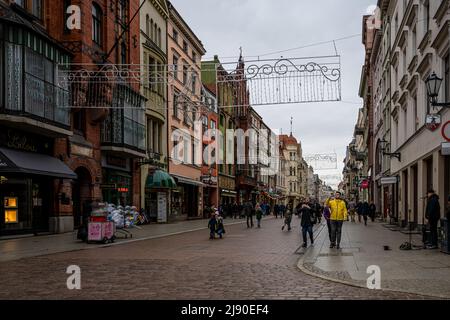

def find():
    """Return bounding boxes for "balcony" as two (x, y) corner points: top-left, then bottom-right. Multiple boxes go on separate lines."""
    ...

(0, 43), (71, 137)
(101, 85), (146, 158)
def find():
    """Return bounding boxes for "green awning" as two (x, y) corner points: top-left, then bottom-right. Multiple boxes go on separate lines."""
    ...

(146, 170), (177, 189)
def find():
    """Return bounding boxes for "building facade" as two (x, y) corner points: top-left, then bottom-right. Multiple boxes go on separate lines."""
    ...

(167, 0), (206, 220)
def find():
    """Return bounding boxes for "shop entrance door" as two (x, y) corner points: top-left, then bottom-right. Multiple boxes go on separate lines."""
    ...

(403, 170), (409, 227)
(412, 165), (418, 227)
(72, 167), (92, 228)
(31, 178), (51, 233)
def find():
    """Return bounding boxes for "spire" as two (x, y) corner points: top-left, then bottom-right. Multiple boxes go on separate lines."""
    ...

(239, 46), (243, 62)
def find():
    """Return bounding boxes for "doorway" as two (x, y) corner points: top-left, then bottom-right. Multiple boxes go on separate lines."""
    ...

(412, 164), (418, 227)
(403, 169), (409, 227)
(72, 167), (92, 228)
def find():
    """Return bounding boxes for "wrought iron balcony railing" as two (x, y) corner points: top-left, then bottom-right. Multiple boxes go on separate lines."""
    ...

(1, 43), (71, 131)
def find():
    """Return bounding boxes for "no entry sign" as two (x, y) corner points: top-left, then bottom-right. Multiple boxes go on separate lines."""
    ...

(442, 121), (450, 142)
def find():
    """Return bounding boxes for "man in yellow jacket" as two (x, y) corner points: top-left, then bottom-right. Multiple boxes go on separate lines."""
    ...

(325, 191), (348, 249)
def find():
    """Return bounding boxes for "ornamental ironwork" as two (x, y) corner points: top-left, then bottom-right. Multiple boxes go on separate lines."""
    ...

(58, 55), (341, 110)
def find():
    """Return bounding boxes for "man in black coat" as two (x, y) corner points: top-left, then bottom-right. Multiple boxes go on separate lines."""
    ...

(299, 203), (314, 248)
(244, 200), (254, 228)
(425, 190), (441, 249)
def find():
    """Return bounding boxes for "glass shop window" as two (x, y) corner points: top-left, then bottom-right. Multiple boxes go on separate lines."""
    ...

(4, 197), (19, 224)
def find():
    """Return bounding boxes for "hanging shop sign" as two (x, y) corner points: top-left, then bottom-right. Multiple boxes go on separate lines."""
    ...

(360, 179), (370, 189)
(442, 121), (450, 142)
(426, 114), (442, 132)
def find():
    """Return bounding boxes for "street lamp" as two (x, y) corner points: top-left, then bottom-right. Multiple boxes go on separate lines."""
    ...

(379, 139), (401, 161)
(425, 72), (450, 107)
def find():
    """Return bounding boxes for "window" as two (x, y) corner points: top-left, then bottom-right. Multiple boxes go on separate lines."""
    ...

(183, 103), (189, 124)
(173, 90), (179, 118)
(73, 110), (85, 134)
(173, 29), (178, 43)
(412, 26), (417, 56)
(413, 94), (418, 132)
(173, 55), (179, 80)
(32, 0), (43, 19)
(210, 120), (216, 130)
(402, 46), (407, 74)
(183, 40), (188, 53)
(158, 28), (161, 48)
(192, 51), (197, 63)
(150, 19), (154, 40)
(120, 42), (127, 65)
(92, 3), (102, 45)
(424, 1), (430, 33)
(154, 24), (158, 43)
(183, 65), (188, 85)
(146, 15), (150, 36)
(191, 73), (197, 94)
(16, 0), (42, 19)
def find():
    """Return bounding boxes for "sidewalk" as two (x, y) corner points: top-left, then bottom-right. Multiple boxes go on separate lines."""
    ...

(0, 217), (260, 262)
(297, 220), (450, 299)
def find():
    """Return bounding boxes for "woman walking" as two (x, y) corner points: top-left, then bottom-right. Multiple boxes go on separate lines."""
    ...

(255, 204), (263, 228)
(323, 204), (332, 242)
(282, 203), (293, 231)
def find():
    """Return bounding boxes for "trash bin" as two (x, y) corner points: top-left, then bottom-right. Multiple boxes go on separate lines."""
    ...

(441, 218), (450, 254)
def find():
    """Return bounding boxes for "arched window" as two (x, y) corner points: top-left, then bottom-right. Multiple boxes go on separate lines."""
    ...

(158, 27), (161, 47)
(154, 23), (158, 43)
(150, 19), (154, 40)
(92, 3), (102, 45)
(146, 15), (150, 36)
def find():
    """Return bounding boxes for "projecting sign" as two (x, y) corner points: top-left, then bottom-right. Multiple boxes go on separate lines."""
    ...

(381, 177), (398, 185)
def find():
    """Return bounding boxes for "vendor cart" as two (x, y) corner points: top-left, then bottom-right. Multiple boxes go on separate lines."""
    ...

(86, 203), (116, 244)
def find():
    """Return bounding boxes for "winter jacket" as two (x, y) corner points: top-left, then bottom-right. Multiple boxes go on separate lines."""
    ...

(425, 194), (441, 222)
(208, 218), (217, 230)
(256, 209), (263, 220)
(299, 206), (314, 227)
(326, 198), (348, 221)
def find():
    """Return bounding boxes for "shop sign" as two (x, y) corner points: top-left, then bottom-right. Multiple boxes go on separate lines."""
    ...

(101, 183), (117, 189)
(71, 144), (93, 157)
(426, 114), (441, 132)
(157, 192), (167, 223)
(360, 179), (370, 189)
(106, 156), (127, 168)
(381, 176), (398, 185)
(1, 129), (52, 154)
(117, 187), (129, 193)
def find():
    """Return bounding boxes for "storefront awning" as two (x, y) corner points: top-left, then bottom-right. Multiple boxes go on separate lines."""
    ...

(172, 175), (205, 187)
(0, 147), (76, 179)
(146, 170), (177, 189)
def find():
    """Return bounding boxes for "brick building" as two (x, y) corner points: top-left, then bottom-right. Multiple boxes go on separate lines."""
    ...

(0, 0), (145, 235)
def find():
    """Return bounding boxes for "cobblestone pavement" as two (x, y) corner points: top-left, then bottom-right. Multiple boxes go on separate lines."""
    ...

(0, 217), (433, 300)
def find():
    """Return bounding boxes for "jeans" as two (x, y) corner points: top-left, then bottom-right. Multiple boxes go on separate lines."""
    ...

(302, 225), (313, 244)
(330, 220), (343, 245)
(247, 215), (254, 228)
(257, 218), (261, 228)
(326, 219), (332, 242)
(429, 220), (438, 246)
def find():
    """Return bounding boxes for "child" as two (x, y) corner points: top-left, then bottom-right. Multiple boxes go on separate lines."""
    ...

(208, 213), (217, 240)
(216, 213), (225, 239)
(255, 204), (263, 228)
(282, 203), (293, 231)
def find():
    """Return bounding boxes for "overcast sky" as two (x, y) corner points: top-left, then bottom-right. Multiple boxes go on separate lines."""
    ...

(171, 0), (376, 189)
